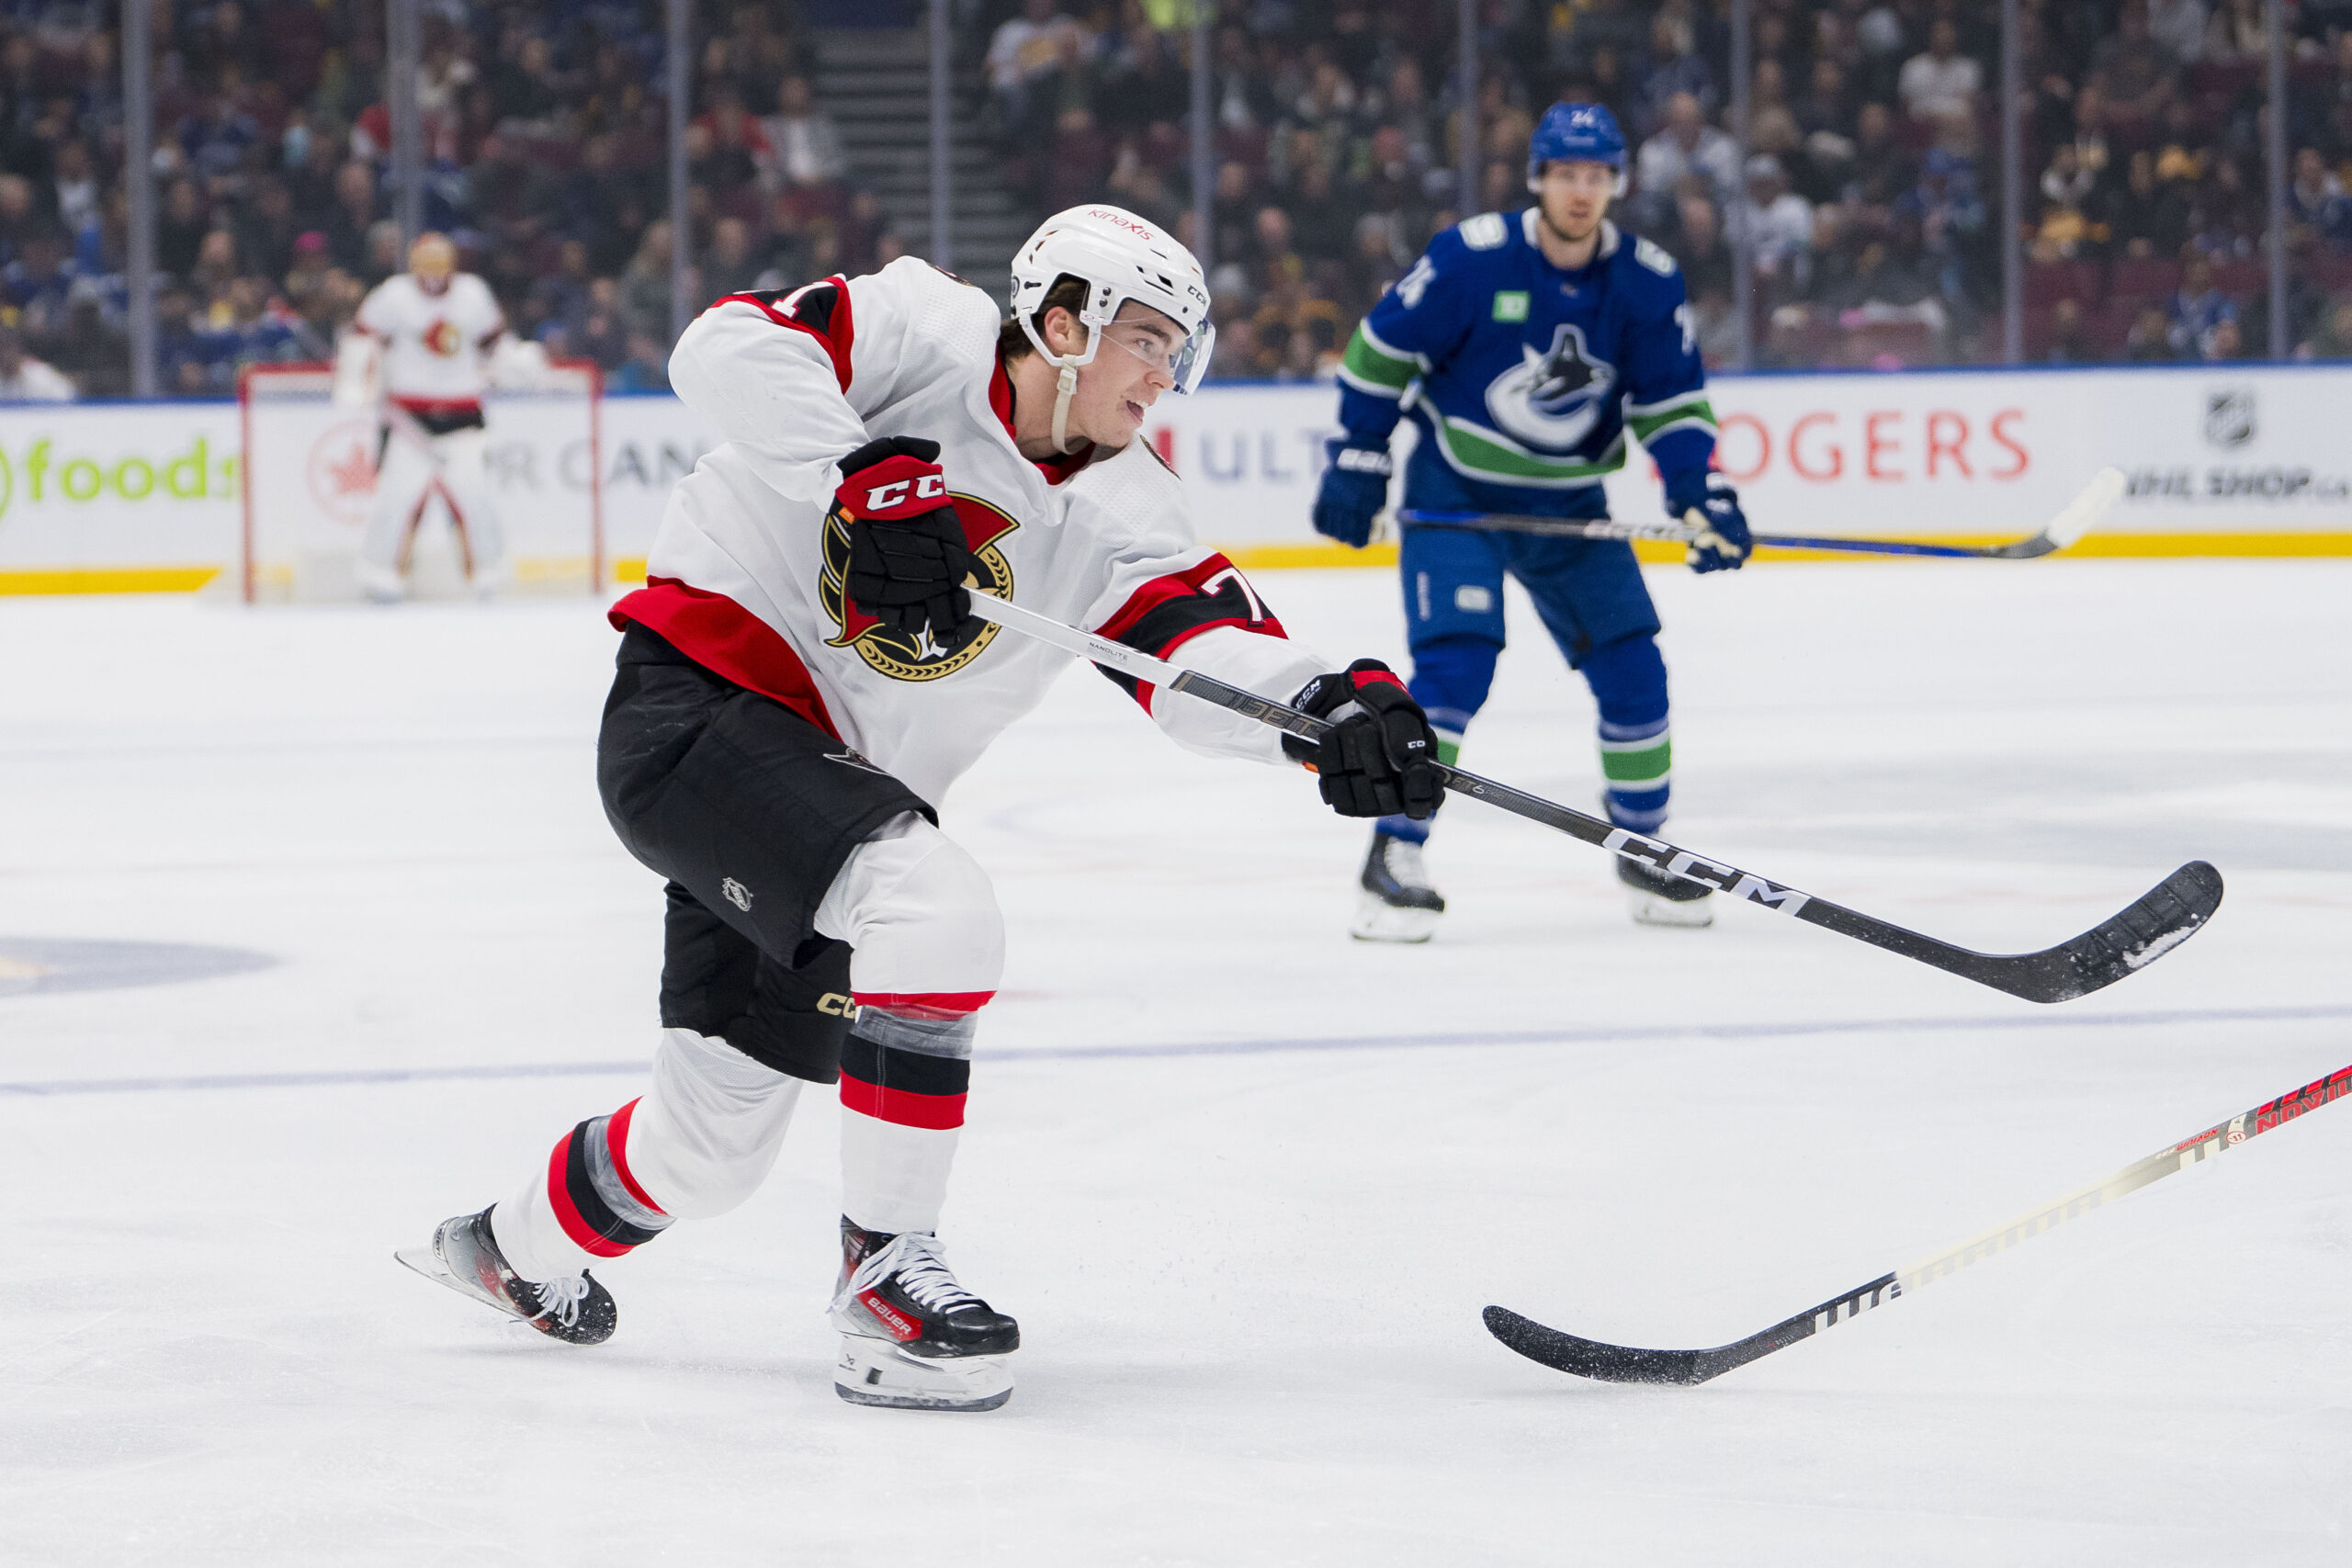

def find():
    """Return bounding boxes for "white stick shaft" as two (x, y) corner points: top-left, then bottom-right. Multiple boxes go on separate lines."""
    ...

(963, 592), (1189, 688)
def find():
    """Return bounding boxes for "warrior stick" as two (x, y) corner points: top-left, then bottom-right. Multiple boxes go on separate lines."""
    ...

(1395, 466), (2125, 561)
(961, 592), (2220, 1004)
(1485, 1061), (2352, 1385)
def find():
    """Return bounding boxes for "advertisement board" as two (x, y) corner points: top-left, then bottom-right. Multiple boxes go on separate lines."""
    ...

(1139, 363), (2352, 557)
(0, 364), (2345, 592)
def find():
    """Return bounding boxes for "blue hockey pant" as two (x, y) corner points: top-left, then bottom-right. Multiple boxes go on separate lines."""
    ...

(1378, 468), (1671, 845)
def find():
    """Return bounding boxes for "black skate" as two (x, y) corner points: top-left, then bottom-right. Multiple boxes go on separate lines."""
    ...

(395, 1206), (616, 1345)
(829, 1219), (1017, 1411)
(1618, 852), (1714, 928)
(1351, 830), (1445, 943)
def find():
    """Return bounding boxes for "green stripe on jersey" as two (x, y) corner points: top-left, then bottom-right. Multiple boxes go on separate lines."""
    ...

(1598, 736), (1671, 784)
(1338, 325), (1419, 395)
(1431, 416), (1628, 486)
(1627, 398), (1718, 446)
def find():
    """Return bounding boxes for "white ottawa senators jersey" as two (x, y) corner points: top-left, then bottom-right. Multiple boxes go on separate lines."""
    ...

(612, 256), (1324, 807)
(354, 272), (505, 408)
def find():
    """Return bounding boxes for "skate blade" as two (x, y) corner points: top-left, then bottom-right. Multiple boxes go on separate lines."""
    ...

(395, 1243), (458, 1289)
(1627, 887), (1713, 928)
(834, 1336), (1013, 1413)
(1351, 891), (1441, 943)
(396, 1242), (522, 1322)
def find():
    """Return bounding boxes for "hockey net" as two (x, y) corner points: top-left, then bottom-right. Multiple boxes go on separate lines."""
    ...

(237, 360), (605, 603)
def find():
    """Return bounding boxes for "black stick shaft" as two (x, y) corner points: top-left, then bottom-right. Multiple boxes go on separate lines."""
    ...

(961, 593), (2218, 1006)
(1167, 669), (2005, 987)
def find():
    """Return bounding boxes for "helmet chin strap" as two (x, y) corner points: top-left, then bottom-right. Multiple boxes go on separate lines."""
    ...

(1048, 323), (1091, 454)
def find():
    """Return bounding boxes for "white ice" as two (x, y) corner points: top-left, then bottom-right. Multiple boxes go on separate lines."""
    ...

(3, 559), (2348, 1565)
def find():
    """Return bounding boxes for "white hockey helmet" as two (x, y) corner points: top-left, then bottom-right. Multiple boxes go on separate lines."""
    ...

(1008, 205), (1215, 450)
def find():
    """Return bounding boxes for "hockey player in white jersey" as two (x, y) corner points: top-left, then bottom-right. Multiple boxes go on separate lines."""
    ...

(398, 207), (1443, 1411)
(339, 232), (534, 602)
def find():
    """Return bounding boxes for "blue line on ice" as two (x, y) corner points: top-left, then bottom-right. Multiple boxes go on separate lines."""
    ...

(6, 1001), (2348, 1098)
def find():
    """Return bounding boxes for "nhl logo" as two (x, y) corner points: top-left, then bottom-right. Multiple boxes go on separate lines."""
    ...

(2203, 389), (2256, 450)
(721, 876), (752, 912)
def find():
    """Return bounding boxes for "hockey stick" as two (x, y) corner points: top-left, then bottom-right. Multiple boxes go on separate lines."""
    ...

(960, 592), (2221, 1003)
(1395, 466), (2125, 561)
(1486, 1061), (2352, 1385)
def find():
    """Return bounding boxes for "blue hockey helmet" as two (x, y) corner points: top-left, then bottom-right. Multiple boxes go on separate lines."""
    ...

(1527, 102), (1628, 196)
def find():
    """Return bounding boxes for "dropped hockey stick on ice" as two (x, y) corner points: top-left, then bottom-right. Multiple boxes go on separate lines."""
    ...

(1396, 466), (2125, 560)
(960, 592), (2222, 1003)
(1485, 1062), (2352, 1385)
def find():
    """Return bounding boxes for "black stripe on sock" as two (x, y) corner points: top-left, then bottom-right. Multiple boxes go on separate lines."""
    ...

(839, 1034), (971, 1097)
(562, 1118), (664, 1249)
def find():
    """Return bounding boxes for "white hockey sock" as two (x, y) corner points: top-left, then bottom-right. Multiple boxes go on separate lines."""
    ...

(492, 1028), (803, 1282)
(838, 1005), (975, 1237)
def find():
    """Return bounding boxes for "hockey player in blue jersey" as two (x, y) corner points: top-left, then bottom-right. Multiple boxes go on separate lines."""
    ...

(1312, 100), (1753, 941)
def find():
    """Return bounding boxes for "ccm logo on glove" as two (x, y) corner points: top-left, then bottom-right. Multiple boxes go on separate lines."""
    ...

(834, 435), (980, 644)
(840, 443), (952, 524)
(859, 471), (949, 516)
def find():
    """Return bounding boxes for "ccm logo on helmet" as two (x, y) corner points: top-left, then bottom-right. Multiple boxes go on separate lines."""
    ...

(865, 474), (947, 511)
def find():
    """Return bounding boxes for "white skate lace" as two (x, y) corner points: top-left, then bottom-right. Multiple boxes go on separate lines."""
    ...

(1383, 837), (1432, 891)
(530, 1273), (590, 1328)
(847, 1233), (982, 1315)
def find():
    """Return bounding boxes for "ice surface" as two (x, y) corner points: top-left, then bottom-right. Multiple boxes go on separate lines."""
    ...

(3, 560), (2348, 1565)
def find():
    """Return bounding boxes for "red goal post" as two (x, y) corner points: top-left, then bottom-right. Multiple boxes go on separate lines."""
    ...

(237, 358), (605, 603)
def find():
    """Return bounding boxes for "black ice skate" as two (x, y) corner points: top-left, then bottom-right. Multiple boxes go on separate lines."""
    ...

(1351, 829), (1445, 942)
(1618, 852), (1715, 928)
(395, 1206), (616, 1345)
(829, 1219), (1018, 1412)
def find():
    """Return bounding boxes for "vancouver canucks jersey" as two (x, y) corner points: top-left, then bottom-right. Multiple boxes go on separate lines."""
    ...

(1337, 210), (1717, 492)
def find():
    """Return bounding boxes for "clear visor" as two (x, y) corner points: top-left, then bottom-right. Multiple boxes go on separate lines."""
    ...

(1097, 314), (1216, 394)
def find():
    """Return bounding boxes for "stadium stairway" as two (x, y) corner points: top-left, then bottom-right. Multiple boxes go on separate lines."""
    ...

(815, 28), (1032, 304)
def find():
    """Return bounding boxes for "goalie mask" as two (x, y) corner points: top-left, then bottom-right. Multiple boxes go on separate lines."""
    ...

(1008, 205), (1215, 452)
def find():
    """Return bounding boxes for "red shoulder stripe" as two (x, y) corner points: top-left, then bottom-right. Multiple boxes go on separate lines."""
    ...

(715, 276), (856, 392)
(1091, 554), (1288, 715)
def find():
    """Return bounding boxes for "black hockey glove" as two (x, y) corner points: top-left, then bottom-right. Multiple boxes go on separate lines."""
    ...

(1281, 660), (1443, 820)
(835, 435), (980, 644)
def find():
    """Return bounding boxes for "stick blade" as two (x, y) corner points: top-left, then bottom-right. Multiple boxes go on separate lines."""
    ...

(1984, 860), (2225, 1003)
(1482, 1305), (1724, 1385)
(2029, 467), (2126, 555)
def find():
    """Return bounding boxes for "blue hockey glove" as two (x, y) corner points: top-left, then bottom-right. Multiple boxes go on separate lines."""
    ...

(1666, 470), (1750, 574)
(1312, 440), (1393, 548)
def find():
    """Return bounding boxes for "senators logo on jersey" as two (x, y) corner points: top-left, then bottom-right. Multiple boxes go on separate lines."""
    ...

(820, 492), (1018, 681)
(423, 318), (464, 356)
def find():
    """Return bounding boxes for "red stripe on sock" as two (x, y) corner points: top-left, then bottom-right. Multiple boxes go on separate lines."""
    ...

(604, 1098), (667, 1218)
(545, 1132), (633, 1258)
(840, 1077), (968, 1131)
(850, 990), (995, 1020)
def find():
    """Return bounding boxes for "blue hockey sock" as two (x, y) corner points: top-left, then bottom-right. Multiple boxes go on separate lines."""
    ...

(1582, 634), (1671, 832)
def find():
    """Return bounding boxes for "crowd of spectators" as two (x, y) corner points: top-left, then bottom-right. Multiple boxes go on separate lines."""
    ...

(982, 0), (2352, 375)
(16, 1), (2352, 400)
(0, 0), (878, 400)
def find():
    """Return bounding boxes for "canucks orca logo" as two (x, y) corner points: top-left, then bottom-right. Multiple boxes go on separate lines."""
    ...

(1484, 323), (1617, 450)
